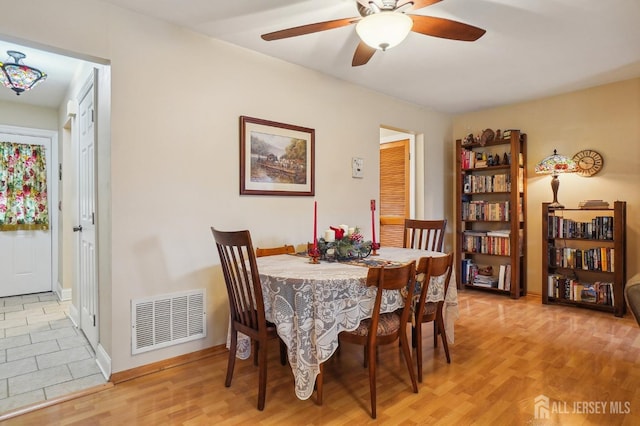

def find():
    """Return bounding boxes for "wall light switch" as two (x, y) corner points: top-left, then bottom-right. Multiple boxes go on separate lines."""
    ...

(352, 157), (364, 178)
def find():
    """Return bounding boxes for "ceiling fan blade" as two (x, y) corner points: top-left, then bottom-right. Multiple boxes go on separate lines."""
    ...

(352, 41), (377, 66)
(261, 17), (360, 41)
(396, 0), (442, 12)
(410, 15), (486, 41)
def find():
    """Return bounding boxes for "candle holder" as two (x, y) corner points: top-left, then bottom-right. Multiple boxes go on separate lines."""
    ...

(308, 246), (321, 264)
(371, 242), (380, 256)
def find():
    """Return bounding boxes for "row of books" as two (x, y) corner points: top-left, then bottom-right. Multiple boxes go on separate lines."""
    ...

(461, 259), (512, 291)
(547, 215), (614, 240)
(460, 150), (491, 169)
(462, 230), (511, 255)
(547, 246), (615, 272)
(462, 201), (510, 221)
(547, 274), (614, 305)
(462, 173), (511, 193)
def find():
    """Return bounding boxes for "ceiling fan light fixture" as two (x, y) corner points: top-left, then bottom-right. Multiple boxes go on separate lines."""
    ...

(356, 12), (413, 51)
(0, 50), (47, 96)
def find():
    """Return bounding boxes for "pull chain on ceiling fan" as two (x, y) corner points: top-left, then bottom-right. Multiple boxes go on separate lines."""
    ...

(261, 0), (486, 67)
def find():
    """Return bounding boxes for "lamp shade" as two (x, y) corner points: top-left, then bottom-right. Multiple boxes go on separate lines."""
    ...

(534, 149), (577, 175)
(0, 51), (47, 96)
(356, 12), (413, 51)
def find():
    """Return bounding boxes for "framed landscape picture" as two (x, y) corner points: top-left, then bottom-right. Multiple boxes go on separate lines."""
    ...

(240, 116), (315, 196)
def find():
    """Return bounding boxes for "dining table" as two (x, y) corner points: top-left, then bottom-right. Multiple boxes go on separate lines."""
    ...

(227, 246), (458, 401)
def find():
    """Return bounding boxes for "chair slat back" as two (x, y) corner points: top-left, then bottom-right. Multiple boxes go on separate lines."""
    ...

(403, 219), (447, 251)
(256, 244), (295, 258)
(415, 253), (454, 315)
(212, 228), (267, 336)
(365, 261), (417, 342)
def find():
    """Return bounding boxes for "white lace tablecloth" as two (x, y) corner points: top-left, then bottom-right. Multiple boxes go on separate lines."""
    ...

(226, 247), (458, 400)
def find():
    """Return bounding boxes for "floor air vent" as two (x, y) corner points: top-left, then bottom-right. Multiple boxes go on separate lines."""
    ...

(131, 289), (206, 355)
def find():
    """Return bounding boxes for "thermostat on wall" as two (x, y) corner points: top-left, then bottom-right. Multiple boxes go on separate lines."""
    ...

(352, 157), (364, 178)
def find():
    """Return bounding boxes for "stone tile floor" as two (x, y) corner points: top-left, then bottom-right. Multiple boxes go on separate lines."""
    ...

(0, 292), (107, 413)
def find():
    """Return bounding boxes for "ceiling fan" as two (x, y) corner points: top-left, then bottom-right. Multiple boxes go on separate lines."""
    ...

(261, 0), (486, 66)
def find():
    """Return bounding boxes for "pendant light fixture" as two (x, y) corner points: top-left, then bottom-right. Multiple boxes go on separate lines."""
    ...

(0, 50), (47, 96)
(355, 12), (413, 51)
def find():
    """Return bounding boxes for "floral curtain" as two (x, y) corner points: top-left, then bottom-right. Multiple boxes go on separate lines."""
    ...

(0, 142), (49, 231)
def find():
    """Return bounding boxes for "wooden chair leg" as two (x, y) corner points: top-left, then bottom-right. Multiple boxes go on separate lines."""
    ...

(433, 321), (438, 348)
(257, 338), (268, 411)
(363, 346), (368, 368)
(411, 323), (417, 348)
(226, 330), (238, 387)
(400, 331), (418, 393)
(368, 343), (377, 419)
(436, 309), (451, 364)
(279, 339), (287, 366)
(316, 363), (324, 405)
(415, 322), (424, 383)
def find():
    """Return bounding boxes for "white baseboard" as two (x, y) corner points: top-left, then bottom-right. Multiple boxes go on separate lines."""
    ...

(68, 303), (80, 328)
(56, 281), (72, 301)
(96, 344), (112, 380)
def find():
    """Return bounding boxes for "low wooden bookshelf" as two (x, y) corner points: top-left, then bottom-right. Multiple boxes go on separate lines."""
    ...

(541, 201), (627, 317)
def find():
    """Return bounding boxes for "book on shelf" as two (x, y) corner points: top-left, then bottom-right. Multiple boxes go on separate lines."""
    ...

(473, 275), (498, 288)
(504, 264), (511, 291)
(497, 264), (508, 290)
(473, 271), (499, 288)
(580, 284), (597, 303)
(579, 200), (610, 209)
(486, 230), (511, 237)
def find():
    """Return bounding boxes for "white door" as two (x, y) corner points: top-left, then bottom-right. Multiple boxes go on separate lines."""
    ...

(0, 129), (55, 297)
(77, 74), (99, 349)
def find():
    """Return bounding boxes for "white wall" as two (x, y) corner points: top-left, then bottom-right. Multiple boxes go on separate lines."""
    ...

(0, 100), (57, 129)
(0, 0), (452, 373)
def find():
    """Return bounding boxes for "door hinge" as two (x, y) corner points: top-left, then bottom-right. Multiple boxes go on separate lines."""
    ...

(92, 212), (95, 225)
(58, 163), (62, 180)
(91, 109), (94, 123)
(92, 315), (96, 327)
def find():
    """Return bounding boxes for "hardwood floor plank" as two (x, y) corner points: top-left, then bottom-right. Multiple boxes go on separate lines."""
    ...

(4, 291), (640, 424)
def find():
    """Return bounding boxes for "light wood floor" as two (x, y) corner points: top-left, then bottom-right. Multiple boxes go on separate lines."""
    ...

(3, 291), (640, 425)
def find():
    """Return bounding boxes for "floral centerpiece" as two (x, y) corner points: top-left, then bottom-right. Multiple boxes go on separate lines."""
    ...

(316, 225), (373, 261)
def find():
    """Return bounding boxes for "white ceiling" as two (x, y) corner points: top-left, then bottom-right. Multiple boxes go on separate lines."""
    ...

(97, 0), (640, 114)
(2, 0), (640, 114)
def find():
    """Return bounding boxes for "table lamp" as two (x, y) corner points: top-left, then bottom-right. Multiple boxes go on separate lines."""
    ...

(535, 149), (577, 209)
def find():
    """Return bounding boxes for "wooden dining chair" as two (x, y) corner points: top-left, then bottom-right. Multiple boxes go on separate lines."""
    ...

(211, 227), (286, 411)
(403, 219), (447, 252)
(337, 261), (419, 419)
(255, 244), (295, 257)
(413, 253), (454, 382)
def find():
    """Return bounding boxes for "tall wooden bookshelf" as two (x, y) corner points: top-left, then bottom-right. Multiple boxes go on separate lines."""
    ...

(455, 130), (527, 298)
(542, 201), (627, 317)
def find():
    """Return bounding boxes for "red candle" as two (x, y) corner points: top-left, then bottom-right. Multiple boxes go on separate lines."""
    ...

(370, 199), (376, 245)
(313, 201), (318, 250)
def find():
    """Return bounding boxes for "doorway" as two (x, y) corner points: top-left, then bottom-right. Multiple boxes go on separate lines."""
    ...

(0, 39), (111, 413)
(0, 127), (57, 297)
(379, 128), (415, 247)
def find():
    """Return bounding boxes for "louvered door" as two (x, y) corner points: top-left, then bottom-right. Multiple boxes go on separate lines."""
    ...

(380, 140), (410, 247)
